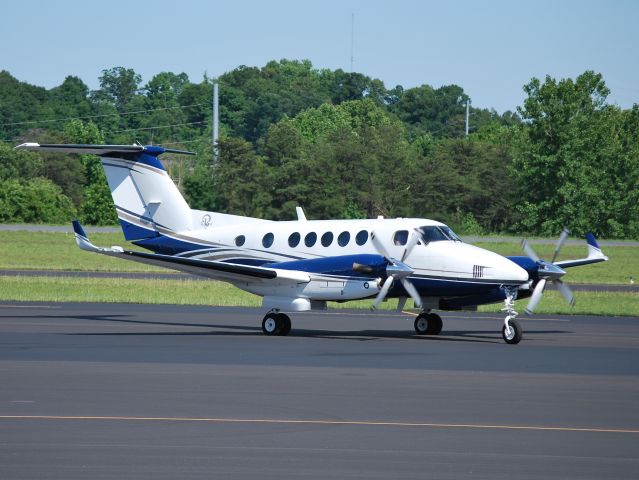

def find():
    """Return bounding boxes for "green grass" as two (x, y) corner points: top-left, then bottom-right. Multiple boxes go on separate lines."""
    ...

(478, 291), (639, 317)
(0, 231), (637, 284)
(0, 275), (260, 306)
(0, 231), (165, 272)
(1, 276), (637, 317)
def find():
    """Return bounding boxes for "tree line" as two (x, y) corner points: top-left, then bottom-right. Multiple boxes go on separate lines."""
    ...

(0, 61), (637, 238)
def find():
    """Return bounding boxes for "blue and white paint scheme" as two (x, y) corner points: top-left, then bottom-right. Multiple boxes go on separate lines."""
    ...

(15, 142), (609, 344)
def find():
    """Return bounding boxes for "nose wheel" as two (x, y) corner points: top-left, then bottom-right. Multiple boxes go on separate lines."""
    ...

(261, 312), (292, 336)
(502, 319), (522, 344)
(414, 312), (443, 335)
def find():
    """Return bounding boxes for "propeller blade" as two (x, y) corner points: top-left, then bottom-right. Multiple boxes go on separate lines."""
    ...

(396, 297), (407, 312)
(371, 276), (394, 310)
(555, 279), (575, 307)
(401, 229), (421, 262)
(400, 278), (422, 309)
(521, 239), (540, 263)
(525, 278), (547, 314)
(370, 231), (392, 260)
(551, 228), (570, 263)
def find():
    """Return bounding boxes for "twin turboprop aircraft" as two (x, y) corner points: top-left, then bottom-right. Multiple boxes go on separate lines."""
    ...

(17, 142), (609, 344)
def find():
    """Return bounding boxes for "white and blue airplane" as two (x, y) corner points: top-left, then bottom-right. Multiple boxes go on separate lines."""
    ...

(17, 142), (609, 344)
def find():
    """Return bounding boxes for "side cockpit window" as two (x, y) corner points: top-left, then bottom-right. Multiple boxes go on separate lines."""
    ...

(393, 230), (409, 246)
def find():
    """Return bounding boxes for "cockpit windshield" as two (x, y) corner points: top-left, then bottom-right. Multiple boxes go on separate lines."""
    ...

(418, 225), (462, 243)
(440, 226), (462, 242)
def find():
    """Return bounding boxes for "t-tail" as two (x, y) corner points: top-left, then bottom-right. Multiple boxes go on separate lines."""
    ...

(15, 143), (194, 241)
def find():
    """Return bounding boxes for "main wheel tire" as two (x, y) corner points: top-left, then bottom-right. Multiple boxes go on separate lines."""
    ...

(502, 319), (523, 344)
(277, 313), (291, 336)
(426, 313), (443, 335)
(262, 313), (280, 336)
(414, 313), (443, 335)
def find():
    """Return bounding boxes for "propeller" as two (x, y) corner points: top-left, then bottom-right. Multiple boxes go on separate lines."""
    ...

(370, 230), (423, 310)
(521, 228), (575, 314)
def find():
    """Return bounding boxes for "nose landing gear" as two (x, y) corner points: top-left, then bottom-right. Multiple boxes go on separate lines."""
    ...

(502, 288), (523, 344)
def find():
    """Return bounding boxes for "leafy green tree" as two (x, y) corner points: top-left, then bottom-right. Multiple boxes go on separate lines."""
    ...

(92, 67), (142, 112)
(328, 70), (387, 104)
(422, 139), (517, 231)
(0, 71), (49, 141)
(513, 71), (638, 237)
(46, 76), (92, 121)
(0, 178), (76, 223)
(214, 137), (271, 217)
(63, 120), (104, 184)
(78, 181), (118, 225)
(390, 84), (468, 138)
(0, 143), (43, 180)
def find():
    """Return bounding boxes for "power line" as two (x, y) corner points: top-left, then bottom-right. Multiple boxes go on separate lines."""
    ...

(0, 103), (207, 127)
(105, 121), (205, 134)
(159, 139), (205, 146)
(3, 122), (207, 145)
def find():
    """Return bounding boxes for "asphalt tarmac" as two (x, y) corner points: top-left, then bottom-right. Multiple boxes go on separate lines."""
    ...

(0, 303), (638, 479)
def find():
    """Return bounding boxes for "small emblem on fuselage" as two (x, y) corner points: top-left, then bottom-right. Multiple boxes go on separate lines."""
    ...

(201, 214), (212, 228)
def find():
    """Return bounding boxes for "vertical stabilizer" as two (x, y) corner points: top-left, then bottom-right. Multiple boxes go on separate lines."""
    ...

(14, 143), (195, 241)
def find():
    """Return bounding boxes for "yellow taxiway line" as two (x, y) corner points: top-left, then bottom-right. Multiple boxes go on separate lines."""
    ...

(0, 415), (637, 434)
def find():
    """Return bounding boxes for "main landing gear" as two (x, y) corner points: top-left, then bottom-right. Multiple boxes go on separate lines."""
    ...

(413, 311), (443, 336)
(261, 311), (291, 336)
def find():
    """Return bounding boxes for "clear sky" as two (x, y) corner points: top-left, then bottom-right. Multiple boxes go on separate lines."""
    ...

(2, 0), (638, 113)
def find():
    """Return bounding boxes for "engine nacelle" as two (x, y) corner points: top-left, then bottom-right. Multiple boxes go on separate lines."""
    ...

(301, 277), (380, 301)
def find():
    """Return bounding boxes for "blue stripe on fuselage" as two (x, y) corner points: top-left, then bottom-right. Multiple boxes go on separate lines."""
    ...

(267, 254), (387, 278)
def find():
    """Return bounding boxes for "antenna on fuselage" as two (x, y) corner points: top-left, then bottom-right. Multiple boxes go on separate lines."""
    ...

(296, 206), (307, 221)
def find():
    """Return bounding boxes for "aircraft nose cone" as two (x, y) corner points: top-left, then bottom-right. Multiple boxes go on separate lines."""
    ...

(508, 261), (530, 283)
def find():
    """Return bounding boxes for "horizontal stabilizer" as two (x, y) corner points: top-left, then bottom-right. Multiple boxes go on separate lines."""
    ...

(555, 232), (609, 269)
(15, 143), (194, 156)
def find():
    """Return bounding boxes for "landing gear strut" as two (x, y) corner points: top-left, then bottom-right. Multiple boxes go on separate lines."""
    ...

(261, 311), (291, 336)
(501, 288), (523, 344)
(414, 311), (443, 335)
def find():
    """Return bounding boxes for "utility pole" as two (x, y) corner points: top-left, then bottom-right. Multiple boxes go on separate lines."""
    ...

(212, 81), (219, 163)
(465, 99), (470, 137)
(350, 13), (354, 72)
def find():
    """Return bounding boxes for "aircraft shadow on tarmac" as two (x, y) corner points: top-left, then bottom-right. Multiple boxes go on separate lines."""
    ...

(1, 313), (570, 344)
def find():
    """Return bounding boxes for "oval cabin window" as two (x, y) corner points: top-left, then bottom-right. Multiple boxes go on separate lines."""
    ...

(355, 230), (369, 246)
(321, 232), (334, 247)
(304, 232), (317, 247)
(262, 232), (274, 248)
(337, 231), (350, 247)
(288, 232), (301, 248)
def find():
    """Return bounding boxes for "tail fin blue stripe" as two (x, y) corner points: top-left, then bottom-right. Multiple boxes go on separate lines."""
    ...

(72, 220), (87, 238)
(586, 232), (600, 249)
